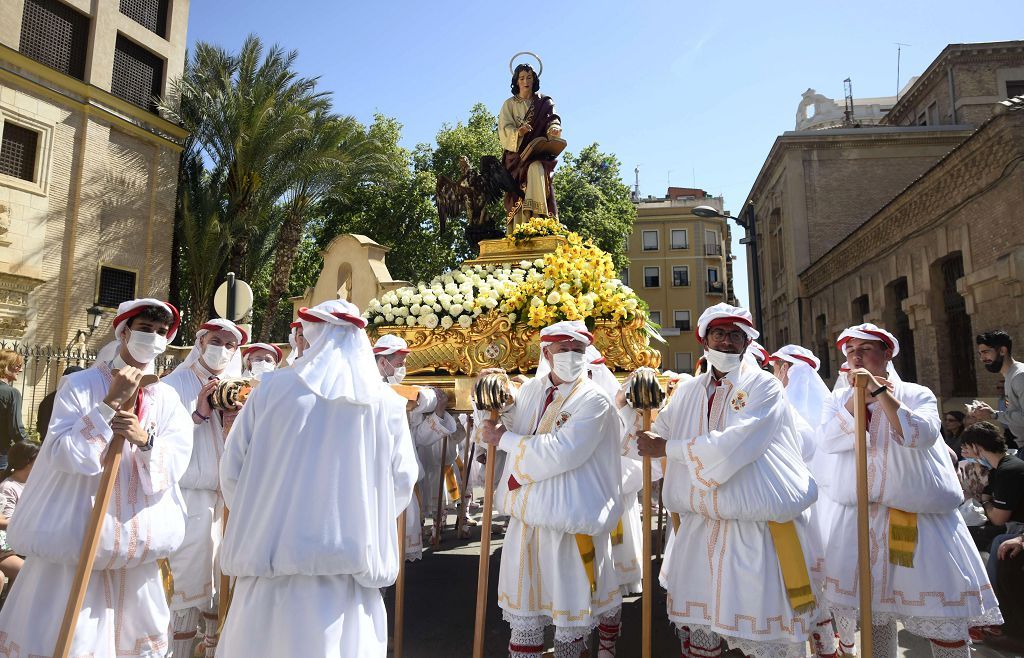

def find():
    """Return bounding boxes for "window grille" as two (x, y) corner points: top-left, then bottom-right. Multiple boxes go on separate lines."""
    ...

(118, 0), (169, 37)
(111, 34), (164, 112)
(97, 266), (137, 308)
(0, 123), (39, 182)
(19, 0), (89, 80)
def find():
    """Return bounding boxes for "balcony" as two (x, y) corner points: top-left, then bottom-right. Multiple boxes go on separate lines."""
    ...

(707, 281), (724, 294)
(705, 244), (723, 256)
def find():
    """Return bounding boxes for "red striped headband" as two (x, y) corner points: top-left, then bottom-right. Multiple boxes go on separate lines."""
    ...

(199, 322), (248, 345)
(297, 307), (368, 329)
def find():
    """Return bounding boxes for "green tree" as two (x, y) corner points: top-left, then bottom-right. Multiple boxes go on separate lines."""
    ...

(552, 144), (636, 269)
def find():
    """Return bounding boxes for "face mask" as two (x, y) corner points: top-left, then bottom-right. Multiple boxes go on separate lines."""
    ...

(203, 345), (233, 371)
(249, 361), (275, 379)
(386, 366), (407, 385)
(125, 329), (168, 364)
(704, 349), (743, 374)
(552, 351), (586, 382)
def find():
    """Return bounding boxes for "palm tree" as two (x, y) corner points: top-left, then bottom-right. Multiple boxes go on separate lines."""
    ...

(161, 35), (330, 278)
(257, 110), (390, 340)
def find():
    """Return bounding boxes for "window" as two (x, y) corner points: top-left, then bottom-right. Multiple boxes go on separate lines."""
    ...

(707, 267), (722, 293)
(1006, 80), (1024, 98)
(644, 266), (660, 288)
(926, 101), (939, 127)
(674, 310), (691, 331)
(19, 0), (90, 80)
(0, 123), (40, 182)
(619, 267), (629, 286)
(642, 230), (659, 251)
(675, 352), (694, 373)
(111, 34), (165, 112)
(648, 311), (661, 326)
(670, 229), (688, 249)
(917, 111), (927, 127)
(851, 294), (869, 324)
(119, 0), (169, 37)
(672, 265), (689, 287)
(704, 230), (721, 256)
(97, 266), (138, 308)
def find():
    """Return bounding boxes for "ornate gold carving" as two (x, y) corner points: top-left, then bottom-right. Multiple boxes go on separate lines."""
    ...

(370, 313), (661, 376)
(465, 235), (569, 267)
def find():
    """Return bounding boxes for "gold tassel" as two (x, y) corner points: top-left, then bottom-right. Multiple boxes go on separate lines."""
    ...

(767, 521), (817, 614)
(574, 534), (597, 593)
(888, 508), (917, 568)
(611, 519), (624, 546)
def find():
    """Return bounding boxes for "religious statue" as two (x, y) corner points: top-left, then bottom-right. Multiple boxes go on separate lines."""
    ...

(498, 52), (565, 230)
(435, 155), (517, 250)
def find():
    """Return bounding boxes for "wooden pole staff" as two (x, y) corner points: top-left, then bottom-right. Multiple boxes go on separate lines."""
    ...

(394, 510), (407, 658)
(433, 437), (449, 548)
(54, 374), (156, 658)
(641, 408), (654, 658)
(854, 374), (873, 658)
(472, 410), (499, 658)
(218, 508), (232, 623)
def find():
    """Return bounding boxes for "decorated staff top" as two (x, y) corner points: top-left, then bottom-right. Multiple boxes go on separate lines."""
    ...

(626, 367), (665, 411)
(474, 371), (514, 412)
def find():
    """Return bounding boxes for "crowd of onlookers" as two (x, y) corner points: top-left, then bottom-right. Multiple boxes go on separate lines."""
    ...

(947, 330), (1024, 649)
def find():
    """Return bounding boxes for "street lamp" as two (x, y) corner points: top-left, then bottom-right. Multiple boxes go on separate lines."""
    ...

(71, 305), (105, 345)
(692, 204), (763, 330)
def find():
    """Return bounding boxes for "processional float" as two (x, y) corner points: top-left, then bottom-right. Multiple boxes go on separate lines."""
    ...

(364, 51), (665, 658)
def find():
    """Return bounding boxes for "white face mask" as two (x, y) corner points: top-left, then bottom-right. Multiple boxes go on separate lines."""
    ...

(704, 349), (743, 374)
(386, 366), (407, 385)
(125, 329), (168, 364)
(551, 350), (587, 382)
(248, 360), (275, 379)
(203, 344), (233, 371)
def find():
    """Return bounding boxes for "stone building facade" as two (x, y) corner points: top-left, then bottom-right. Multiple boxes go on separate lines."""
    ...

(629, 188), (736, 374)
(740, 40), (1024, 403)
(0, 0), (189, 425)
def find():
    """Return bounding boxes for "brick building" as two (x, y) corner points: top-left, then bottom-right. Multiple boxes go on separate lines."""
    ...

(0, 0), (189, 422)
(739, 40), (1024, 405)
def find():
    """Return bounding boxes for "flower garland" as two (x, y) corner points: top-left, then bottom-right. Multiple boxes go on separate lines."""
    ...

(365, 223), (645, 330)
(510, 216), (570, 244)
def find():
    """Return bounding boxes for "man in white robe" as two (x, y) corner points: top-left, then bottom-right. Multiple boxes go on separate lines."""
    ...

(373, 334), (456, 559)
(241, 342), (282, 380)
(638, 303), (836, 658)
(161, 318), (247, 658)
(286, 319), (304, 365)
(0, 299), (192, 658)
(819, 323), (1002, 658)
(480, 321), (623, 658)
(217, 300), (418, 658)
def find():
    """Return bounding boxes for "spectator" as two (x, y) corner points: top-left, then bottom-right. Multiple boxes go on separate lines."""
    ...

(961, 422), (1024, 555)
(972, 331), (1024, 449)
(996, 381), (1017, 447)
(944, 410), (966, 458)
(0, 440), (38, 587)
(0, 352), (27, 472)
(984, 532), (1024, 651)
(35, 366), (84, 442)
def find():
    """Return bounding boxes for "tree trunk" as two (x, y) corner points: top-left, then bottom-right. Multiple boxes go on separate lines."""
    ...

(258, 206), (305, 341)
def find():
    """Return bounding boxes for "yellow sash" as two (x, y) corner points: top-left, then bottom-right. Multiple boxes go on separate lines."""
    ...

(574, 534), (598, 593)
(888, 508), (917, 567)
(610, 519), (624, 546)
(767, 520), (816, 614)
(444, 465), (461, 501)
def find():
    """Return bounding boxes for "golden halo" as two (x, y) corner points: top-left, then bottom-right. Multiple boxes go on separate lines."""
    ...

(508, 51), (543, 77)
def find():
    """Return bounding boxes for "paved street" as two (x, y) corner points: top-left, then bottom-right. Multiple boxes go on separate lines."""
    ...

(384, 507), (1016, 658)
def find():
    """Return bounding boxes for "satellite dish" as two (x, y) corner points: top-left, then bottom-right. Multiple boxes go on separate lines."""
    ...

(214, 278), (254, 321)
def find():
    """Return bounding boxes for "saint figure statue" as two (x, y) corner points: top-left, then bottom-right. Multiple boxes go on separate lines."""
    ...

(499, 55), (564, 231)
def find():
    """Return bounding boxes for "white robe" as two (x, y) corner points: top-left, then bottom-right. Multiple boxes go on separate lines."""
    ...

(818, 381), (1003, 640)
(412, 406), (461, 519)
(217, 368), (418, 658)
(0, 363), (192, 658)
(655, 362), (821, 658)
(162, 362), (227, 612)
(494, 374), (623, 639)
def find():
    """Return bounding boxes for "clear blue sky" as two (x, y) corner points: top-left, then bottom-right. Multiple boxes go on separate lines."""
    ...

(185, 1), (1024, 307)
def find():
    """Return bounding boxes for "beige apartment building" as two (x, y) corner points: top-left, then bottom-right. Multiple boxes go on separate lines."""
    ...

(626, 187), (736, 374)
(740, 40), (1024, 402)
(0, 0), (189, 425)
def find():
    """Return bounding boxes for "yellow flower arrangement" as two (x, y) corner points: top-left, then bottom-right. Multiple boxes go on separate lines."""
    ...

(510, 217), (571, 244)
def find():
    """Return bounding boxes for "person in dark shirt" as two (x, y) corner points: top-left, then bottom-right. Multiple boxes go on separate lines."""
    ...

(961, 421), (1024, 553)
(944, 410), (966, 459)
(35, 366), (85, 442)
(0, 351), (27, 472)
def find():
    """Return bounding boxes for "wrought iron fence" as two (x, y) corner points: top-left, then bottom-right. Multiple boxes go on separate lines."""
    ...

(0, 341), (181, 437)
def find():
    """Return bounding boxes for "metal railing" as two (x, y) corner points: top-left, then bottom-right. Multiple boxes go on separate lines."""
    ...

(707, 281), (724, 294)
(705, 244), (723, 256)
(0, 341), (180, 438)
